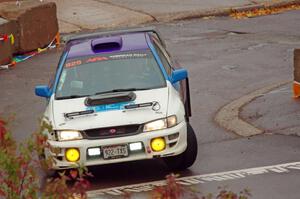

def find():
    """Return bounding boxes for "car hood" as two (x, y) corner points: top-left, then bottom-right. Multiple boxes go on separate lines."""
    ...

(52, 87), (169, 130)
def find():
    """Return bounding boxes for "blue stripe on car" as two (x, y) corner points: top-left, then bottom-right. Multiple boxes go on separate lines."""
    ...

(145, 34), (170, 82)
(86, 101), (135, 112)
(145, 33), (182, 91)
(52, 52), (68, 96)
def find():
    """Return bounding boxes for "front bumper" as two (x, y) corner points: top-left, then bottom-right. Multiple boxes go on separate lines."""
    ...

(46, 121), (187, 169)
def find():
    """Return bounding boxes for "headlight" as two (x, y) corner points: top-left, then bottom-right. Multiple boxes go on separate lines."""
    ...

(57, 130), (83, 141)
(166, 115), (177, 128)
(143, 115), (177, 132)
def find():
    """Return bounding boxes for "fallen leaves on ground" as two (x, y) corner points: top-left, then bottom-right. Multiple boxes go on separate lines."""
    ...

(230, 3), (300, 19)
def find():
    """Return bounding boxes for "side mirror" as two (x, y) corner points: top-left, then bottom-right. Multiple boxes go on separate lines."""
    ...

(171, 68), (188, 84)
(35, 85), (51, 98)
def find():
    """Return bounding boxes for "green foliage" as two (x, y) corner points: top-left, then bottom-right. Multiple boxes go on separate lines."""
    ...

(0, 119), (91, 199)
(152, 174), (187, 199)
(151, 174), (252, 199)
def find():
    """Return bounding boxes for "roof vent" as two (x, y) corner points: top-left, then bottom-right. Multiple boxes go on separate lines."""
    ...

(91, 36), (122, 53)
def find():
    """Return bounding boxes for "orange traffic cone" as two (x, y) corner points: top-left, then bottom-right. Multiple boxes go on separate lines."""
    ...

(293, 81), (300, 98)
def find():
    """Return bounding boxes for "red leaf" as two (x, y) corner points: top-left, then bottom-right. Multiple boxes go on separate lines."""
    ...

(70, 169), (78, 179)
(0, 188), (5, 196)
(2, 35), (8, 41)
(0, 120), (7, 141)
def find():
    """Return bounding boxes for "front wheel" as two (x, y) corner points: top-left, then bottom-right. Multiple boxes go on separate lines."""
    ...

(163, 123), (198, 171)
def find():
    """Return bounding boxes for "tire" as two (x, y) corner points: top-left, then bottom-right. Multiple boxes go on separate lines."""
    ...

(164, 123), (198, 171)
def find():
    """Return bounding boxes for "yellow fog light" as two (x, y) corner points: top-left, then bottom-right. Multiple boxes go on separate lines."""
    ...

(151, 137), (166, 152)
(65, 148), (80, 162)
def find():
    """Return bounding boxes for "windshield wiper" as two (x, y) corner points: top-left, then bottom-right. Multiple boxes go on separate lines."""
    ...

(57, 88), (149, 100)
(93, 88), (148, 95)
(56, 94), (89, 100)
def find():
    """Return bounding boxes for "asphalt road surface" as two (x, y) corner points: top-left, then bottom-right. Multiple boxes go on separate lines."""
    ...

(1, 10), (300, 198)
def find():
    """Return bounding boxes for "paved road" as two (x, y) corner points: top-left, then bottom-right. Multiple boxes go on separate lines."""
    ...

(1, 10), (300, 198)
(241, 83), (300, 136)
(45, 0), (295, 33)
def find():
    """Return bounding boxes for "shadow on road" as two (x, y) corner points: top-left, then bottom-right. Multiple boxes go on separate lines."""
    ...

(87, 159), (195, 190)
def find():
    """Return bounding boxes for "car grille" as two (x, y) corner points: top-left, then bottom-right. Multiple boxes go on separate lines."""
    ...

(84, 125), (141, 139)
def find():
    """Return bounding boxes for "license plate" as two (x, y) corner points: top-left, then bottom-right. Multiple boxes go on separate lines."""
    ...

(102, 145), (128, 160)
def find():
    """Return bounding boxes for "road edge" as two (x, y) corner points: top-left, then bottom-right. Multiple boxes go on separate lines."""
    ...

(164, 0), (300, 22)
(87, 161), (300, 197)
(57, 0), (300, 34)
(214, 81), (291, 137)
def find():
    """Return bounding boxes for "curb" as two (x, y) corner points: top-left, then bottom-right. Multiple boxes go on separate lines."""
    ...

(148, 0), (300, 23)
(214, 81), (290, 137)
(231, 0), (300, 13)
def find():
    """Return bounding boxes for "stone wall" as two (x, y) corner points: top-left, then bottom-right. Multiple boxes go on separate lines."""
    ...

(0, 18), (16, 65)
(0, 0), (58, 65)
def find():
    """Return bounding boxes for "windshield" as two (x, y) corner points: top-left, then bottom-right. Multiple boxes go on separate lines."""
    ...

(55, 50), (166, 99)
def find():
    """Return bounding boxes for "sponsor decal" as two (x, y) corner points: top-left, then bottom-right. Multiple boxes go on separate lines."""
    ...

(86, 56), (108, 63)
(109, 53), (147, 60)
(86, 101), (135, 112)
(64, 110), (95, 119)
(152, 101), (161, 111)
(109, 128), (117, 134)
(86, 101), (160, 112)
(65, 60), (82, 68)
(124, 101), (161, 112)
(124, 102), (153, 109)
(64, 52), (149, 68)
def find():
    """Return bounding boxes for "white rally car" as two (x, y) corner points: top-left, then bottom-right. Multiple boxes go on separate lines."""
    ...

(35, 27), (197, 171)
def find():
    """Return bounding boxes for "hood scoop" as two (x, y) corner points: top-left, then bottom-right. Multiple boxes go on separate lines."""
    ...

(85, 91), (136, 106)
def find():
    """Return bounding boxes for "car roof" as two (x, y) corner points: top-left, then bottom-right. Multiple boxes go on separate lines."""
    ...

(67, 33), (149, 59)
